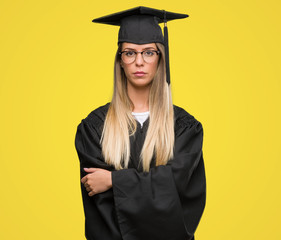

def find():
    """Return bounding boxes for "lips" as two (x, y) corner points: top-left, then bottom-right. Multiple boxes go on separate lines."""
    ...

(134, 71), (146, 77)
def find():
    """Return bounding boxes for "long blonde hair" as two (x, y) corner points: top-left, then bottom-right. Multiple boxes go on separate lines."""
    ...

(100, 42), (174, 172)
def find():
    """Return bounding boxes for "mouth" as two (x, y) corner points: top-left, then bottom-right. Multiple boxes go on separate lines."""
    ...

(134, 71), (146, 77)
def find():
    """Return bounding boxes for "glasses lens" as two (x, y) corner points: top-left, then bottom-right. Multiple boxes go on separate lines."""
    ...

(143, 50), (158, 63)
(121, 51), (135, 64)
(121, 50), (159, 64)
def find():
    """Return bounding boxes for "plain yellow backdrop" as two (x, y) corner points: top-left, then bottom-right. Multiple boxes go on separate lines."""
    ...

(1, 0), (280, 239)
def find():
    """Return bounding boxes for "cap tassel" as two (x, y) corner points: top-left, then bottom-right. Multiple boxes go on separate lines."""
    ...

(163, 10), (170, 85)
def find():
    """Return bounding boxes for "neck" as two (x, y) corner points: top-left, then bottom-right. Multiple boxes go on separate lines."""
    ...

(127, 83), (150, 112)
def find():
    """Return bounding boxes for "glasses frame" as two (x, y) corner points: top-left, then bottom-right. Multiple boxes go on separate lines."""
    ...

(119, 50), (161, 64)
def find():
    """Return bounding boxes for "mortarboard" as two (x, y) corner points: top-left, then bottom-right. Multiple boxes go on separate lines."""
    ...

(92, 6), (189, 85)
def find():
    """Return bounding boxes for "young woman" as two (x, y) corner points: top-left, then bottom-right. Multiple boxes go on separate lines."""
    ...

(75, 6), (206, 240)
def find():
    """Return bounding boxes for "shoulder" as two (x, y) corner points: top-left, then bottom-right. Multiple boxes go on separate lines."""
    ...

(173, 104), (202, 131)
(81, 102), (110, 129)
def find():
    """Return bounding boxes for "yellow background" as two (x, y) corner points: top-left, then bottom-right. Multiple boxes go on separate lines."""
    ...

(1, 0), (280, 239)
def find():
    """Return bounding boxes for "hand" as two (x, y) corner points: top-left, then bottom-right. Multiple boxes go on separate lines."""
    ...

(81, 168), (112, 197)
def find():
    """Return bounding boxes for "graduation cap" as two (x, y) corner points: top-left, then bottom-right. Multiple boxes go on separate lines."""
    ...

(92, 6), (189, 85)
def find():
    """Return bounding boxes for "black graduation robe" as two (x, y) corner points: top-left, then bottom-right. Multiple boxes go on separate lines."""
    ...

(75, 102), (206, 240)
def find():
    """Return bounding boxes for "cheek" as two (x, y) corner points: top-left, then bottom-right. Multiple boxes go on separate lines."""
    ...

(150, 62), (158, 75)
(122, 65), (130, 76)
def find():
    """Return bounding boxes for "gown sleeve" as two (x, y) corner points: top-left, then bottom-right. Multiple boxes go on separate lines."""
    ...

(75, 118), (114, 171)
(75, 118), (123, 240)
(111, 118), (206, 240)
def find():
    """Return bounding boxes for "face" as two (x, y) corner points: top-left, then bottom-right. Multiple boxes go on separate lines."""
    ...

(120, 42), (160, 88)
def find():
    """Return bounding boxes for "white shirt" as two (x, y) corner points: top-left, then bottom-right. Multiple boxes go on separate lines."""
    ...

(132, 111), (149, 127)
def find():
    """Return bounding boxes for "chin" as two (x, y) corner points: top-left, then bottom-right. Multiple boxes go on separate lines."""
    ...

(131, 79), (152, 88)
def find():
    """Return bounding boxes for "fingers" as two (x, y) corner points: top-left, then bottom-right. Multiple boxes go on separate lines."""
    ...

(84, 185), (96, 196)
(81, 176), (86, 184)
(81, 169), (96, 184)
(83, 181), (96, 196)
(80, 168), (105, 197)
(81, 168), (102, 183)
(88, 190), (96, 197)
(80, 175), (96, 196)
(82, 179), (91, 189)
(84, 168), (98, 173)
(85, 184), (96, 196)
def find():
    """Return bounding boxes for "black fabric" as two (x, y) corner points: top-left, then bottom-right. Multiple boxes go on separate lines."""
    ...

(92, 6), (188, 45)
(164, 23), (170, 85)
(117, 15), (164, 45)
(75, 102), (206, 240)
(92, 6), (188, 26)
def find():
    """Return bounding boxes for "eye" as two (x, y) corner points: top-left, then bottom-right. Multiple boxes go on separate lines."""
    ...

(144, 50), (155, 57)
(124, 51), (135, 57)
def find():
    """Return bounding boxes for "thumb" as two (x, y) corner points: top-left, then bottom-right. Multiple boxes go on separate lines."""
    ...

(84, 167), (97, 172)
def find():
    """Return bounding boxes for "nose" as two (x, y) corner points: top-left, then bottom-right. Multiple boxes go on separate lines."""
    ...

(135, 52), (144, 66)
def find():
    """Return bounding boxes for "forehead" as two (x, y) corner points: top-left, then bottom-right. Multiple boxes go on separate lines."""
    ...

(122, 42), (157, 50)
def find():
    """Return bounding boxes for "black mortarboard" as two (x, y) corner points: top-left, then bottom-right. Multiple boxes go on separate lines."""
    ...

(92, 6), (189, 85)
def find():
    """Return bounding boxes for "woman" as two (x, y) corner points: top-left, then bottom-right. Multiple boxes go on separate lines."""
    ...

(75, 6), (206, 240)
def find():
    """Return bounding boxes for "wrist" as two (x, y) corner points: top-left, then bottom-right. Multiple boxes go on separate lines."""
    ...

(108, 172), (112, 188)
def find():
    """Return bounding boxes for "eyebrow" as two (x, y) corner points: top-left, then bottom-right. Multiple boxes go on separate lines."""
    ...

(122, 47), (157, 51)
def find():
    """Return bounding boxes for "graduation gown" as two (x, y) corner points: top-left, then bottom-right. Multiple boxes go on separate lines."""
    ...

(75, 102), (206, 240)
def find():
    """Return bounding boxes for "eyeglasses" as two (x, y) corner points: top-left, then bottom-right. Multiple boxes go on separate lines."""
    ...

(119, 50), (160, 64)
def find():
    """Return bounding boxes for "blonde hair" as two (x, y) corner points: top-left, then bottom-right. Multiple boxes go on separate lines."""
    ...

(100, 42), (174, 172)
